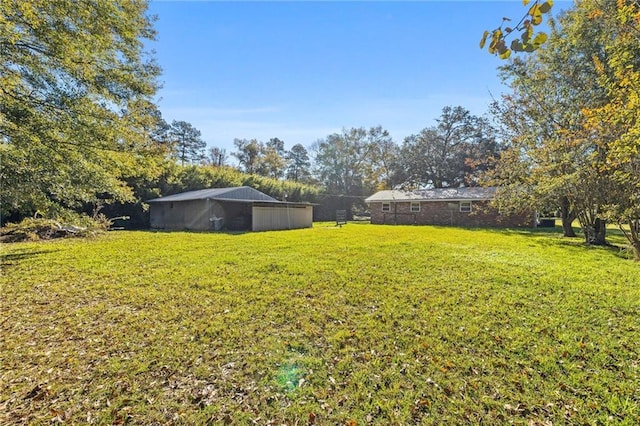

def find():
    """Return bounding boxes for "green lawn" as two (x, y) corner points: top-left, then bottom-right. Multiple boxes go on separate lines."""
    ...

(1, 224), (639, 424)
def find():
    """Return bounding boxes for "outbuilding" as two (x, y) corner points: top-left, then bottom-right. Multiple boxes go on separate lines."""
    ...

(147, 186), (313, 232)
(365, 187), (535, 228)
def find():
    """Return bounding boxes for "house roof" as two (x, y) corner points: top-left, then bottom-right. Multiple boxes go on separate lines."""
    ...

(365, 187), (497, 203)
(147, 186), (279, 203)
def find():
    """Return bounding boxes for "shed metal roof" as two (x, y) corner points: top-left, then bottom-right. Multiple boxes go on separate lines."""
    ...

(365, 187), (497, 203)
(147, 186), (278, 203)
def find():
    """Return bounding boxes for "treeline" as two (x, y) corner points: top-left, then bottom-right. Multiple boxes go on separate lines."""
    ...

(173, 106), (500, 197)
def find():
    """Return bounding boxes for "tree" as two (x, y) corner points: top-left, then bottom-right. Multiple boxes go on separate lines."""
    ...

(0, 0), (161, 219)
(232, 138), (262, 174)
(463, 120), (504, 188)
(147, 110), (177, 159)
(257, 138), (287, 179)
(231, 138), (288, 178)
(579, 0), (640, 258)
(363, 126), (399, 191)
(487, 21), (597, 239)
(486, 79), (586, 238)
(208, 147), (227, 167)
(312, 127), (375, 196)
(486, 0), (640, 248)
(398, 106), (499, 189)
(168, 120), (206, 166)
(285, 144), (311, 182)
(266, 138), (286, 156)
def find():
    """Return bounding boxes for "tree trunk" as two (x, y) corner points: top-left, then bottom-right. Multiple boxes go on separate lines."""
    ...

(561, 216), (577, 237)
(630, 239), (640, 261)
(560, 197), (577, 237)
(584, 218), (607, 245)
(622, 220), (640, 261)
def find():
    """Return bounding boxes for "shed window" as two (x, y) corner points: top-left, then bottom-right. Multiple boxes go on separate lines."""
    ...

(460, 201), (472, 213)
(410, 202), (420, 212)
(382, 203), (391, 212)
(170, 202), (174, 209)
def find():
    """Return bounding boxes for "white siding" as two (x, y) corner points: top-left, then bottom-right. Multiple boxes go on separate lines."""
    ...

(252, 206), (313, 231)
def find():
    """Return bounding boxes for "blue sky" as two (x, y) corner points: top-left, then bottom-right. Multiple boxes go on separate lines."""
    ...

(148, 1), (557, 154)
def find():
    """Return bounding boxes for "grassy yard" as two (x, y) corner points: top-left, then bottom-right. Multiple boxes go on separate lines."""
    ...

(1, 224), (639, 424)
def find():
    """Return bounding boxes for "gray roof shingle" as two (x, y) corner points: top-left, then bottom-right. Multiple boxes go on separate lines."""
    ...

(365, 187), (497, 203)
(147, 186), (278, 203)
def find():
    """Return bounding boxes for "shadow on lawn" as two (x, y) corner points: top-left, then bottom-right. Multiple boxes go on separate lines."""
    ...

(146, 229), (250, 236)
(0, 248), (58, 268)
(463, 225), (633, 260)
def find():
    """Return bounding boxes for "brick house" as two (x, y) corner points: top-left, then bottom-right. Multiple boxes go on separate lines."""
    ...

(365, 187), (535, 228)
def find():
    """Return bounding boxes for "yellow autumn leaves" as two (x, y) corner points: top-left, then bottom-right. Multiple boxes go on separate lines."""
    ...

(480, 0), (554, 59)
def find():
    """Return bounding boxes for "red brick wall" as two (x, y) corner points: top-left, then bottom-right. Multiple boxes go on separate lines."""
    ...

(369, 201), (535, 228)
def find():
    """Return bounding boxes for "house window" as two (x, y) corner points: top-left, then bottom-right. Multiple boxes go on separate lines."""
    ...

(410, 202), (420, 212)
(382, 203), (391, 212)
(170, 202), (174, 209)
(460, 201), (472, 213)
